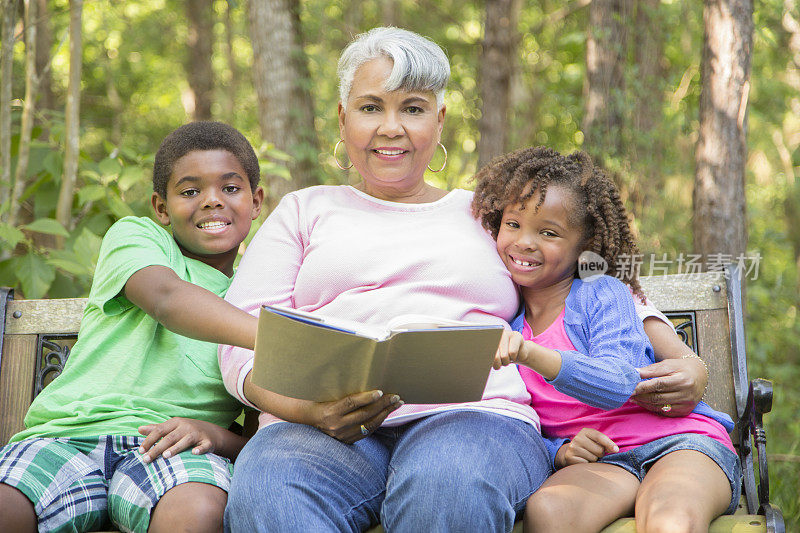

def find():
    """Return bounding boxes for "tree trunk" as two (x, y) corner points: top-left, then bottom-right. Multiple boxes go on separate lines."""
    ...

(582, 0), (631, 159)
(222, 0), (237, 122)
(8, 0), (38, 227)
(380, 0), (396, 26)
(343, 0), (363, 35)
(693, 0), (753, 263)
(249, 0), (320, 211)
(0, 0), (16, 221)
(106, 64), (122, 145)
(185, 0), (214, 121)
(780, 0), (800, 290)
(55, 0), (82, 231)
(627, 0), (665, 214)
(35, 0), (53, 117)
(632, 0), (663, 134)
(476, 0), (518, 170)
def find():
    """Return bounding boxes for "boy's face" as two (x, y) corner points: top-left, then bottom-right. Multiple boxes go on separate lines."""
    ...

(495, 185), (585, 292)
(152, 149), (264, 275)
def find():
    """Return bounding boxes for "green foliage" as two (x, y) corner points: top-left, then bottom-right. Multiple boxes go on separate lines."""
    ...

(0, 112), (154, 297)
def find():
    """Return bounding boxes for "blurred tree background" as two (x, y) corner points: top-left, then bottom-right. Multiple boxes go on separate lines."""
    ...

(0, 0), (798, 526)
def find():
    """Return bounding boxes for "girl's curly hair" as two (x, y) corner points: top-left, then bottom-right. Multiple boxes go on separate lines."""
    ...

(471, 146), (644, 300)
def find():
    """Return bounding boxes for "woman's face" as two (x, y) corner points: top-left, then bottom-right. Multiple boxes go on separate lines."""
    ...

(339, 57), (445, 195)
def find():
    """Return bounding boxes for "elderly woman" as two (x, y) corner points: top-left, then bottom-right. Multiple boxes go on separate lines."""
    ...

(220, 27), (706, 532)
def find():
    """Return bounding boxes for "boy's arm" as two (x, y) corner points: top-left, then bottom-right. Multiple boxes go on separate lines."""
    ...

(124, 265), (258, 349)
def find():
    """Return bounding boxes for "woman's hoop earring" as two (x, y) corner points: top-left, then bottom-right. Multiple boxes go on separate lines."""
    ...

(427, 142), (447, 173)
(333, 139), (353, 170)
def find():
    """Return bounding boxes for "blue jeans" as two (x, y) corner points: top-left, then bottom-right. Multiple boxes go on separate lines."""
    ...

(225, 411), (552, 533)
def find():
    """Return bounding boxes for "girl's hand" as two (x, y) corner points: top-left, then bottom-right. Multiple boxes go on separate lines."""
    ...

(304, 390), (404, 444)
(138, 417), (227, 462)
(632, 357), (707, 416)
(555, 428), (619, 469)
(494, 330), (533, 369)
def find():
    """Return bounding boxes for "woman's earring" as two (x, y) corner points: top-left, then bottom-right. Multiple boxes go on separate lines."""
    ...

(427, 142), (447, 173)
(333, 139), (353, 170)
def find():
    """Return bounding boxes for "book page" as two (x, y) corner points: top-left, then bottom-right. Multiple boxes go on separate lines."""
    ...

(263, 304), (390, 340)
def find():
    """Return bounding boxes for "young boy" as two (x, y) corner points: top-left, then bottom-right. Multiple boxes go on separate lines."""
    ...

(0, 121), (264, 532)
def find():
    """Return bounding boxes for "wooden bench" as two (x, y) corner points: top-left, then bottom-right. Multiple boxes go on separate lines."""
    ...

(0, 266), (785, 532)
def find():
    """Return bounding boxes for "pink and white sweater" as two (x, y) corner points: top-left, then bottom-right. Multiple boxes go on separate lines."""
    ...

(219, 185), (540, 429)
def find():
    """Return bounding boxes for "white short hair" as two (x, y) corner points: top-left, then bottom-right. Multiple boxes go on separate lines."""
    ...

(337, 27), (450, 108)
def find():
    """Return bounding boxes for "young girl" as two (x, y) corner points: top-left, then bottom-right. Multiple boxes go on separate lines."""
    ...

(472, 146), (740, 533)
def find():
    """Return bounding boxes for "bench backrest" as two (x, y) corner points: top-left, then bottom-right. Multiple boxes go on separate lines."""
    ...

(638, 270), (746, 423)
(0, 293), (86, 444)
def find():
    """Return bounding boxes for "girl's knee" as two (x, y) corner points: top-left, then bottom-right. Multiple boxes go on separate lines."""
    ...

(636, 503), (706, 533)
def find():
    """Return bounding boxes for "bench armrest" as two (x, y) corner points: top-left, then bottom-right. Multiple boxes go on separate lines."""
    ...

(740, 378), (785, 532)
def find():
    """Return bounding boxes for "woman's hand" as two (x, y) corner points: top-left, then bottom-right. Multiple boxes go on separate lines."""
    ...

(304, 390), (404, 444)
(632, 357), (708, 416)
(555, 428), (619, 469)
(138, 417), (235, 462)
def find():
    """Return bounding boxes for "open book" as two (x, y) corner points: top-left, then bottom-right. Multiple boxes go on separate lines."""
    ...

(251, 305), (504, 404)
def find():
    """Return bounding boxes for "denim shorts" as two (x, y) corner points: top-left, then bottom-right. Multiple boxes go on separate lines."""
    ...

(598, 433), (742, 515)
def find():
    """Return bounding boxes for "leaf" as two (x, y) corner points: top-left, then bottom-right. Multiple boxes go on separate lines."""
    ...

(260, 161), (292, 181)
(19, 172), (52, 203)
(0, 223), (26, 249)
(259, 143), (294, 162)
(42, 150), (63, 180)
(98, 157), (122, 179)
(48, 249), (92, 276)
(22, 218), (70, 237)
(0, 258), (17, 287)
(72, 228), (103, 273)
(119, 146), (140, 161)
(118, 166), (145, 191)
(81, 169), (102, 183)
(77, 184), (107, 205)
(108, 193), (136, 219)
(31, 186), (60, 218)
(15, 253), (56, 298)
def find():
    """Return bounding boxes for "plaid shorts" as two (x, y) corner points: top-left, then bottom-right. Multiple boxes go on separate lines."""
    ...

(0, 434), (233, 533)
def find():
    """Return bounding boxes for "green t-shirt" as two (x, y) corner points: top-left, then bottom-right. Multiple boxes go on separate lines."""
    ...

(12, 216), (242, 442)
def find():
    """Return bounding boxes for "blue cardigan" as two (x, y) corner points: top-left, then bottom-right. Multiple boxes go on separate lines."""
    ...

(511, 276), (734, 432)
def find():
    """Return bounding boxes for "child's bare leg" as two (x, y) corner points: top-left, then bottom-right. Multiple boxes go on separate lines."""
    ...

(635, 450), (731, 533)
(524, 463), (639, 533)
(148, 482), (227, 533)
(0, 484), (37, 533)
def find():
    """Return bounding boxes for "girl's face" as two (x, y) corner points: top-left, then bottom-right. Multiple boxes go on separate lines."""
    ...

(495, 185), (586, 291)
(338, 56), (445, 198)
